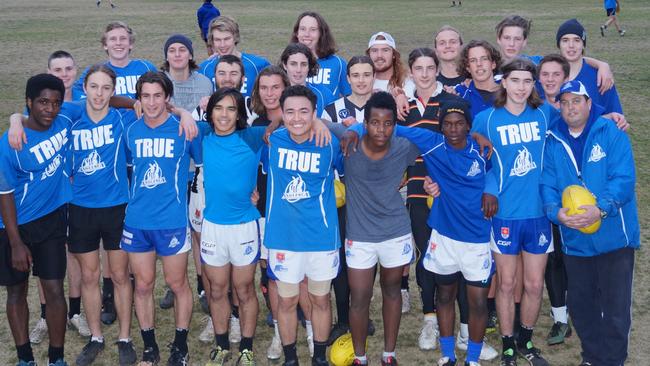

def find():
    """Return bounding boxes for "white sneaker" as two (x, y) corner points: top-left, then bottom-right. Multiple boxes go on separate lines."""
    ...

(456, 332), (498, 361)
(401, 289), (411, 314)
(199, 316), (215, 343)
(229, 315), (241, 343)
(267, 333), (282, 360)
(30, 318), (48, 344)
(68, 313), (92, 337)
(307, 334), (314, 357)
(437, 357), (454, 366)
(418, 319), (438, 350)
(467, 362), (481, 366)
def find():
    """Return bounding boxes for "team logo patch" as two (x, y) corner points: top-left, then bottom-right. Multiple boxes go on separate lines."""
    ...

(276, 252), (285, 263)
(42, 154), (63, 180)
(244, 246), (253, 256)
(140, 161), (167, 188)
(332, 255), (339, 268)
(538, 233), (548, 246)
(467, 160), (481, 177)
(282, 174), (310, 203)
(587, 144), (606, 163)
(402, 242), (412, 255)
(169, 235), (180, 248)
(482, 258), (490, 270)
(501, 227), (510, 239)
(273, 264), (287, 273)
(346, 239), (353, 248)
(338, 108), (351, 120)
(510, 146), (537, 177)
(79, 150), (106, 175)
(429, 240), (437, 252)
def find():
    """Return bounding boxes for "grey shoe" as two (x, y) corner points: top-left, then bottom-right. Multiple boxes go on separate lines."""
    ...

(116, 340), (137, 366)
(75, 340), (104, 366)
(159, 287), (174, 309)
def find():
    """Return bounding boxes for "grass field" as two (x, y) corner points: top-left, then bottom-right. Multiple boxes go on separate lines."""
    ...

(1, 0), (649, 365)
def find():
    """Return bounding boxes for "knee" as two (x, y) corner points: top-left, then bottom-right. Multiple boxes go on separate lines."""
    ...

(134, 277), (154, 297)
(523, 277), (544, 297)
(41, 281), (65, 300)
(235, 283), (254, 303)
(167, 277), (189, 295)
(110, 269), (130, 287)
(437, 289), (456, 306)
(6, 283), (27, 305)
(498, 275), (516, 294)
(278, 296), (298, 311)
(209, 283), (228, 302)
(468, 297), (488, 316)
(80, 266), (100, 286)
(309, 294), (330, 311)
(381, 282), (401, 300)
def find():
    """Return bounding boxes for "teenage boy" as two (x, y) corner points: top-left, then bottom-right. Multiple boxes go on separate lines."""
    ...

(433, 26), (466, 87)
(600, 0), (625, 37)
(455, 40), (502, 117)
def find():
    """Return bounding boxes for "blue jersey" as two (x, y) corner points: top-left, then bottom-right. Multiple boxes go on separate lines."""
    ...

(455, 80), (499, 117)
(394, 126), (491, 243)
(197, 52), (270, 96)
(69, 107), (137, 208)
(202, 127), (266, 224)
(573, 59), (623, 114)
(308, 54), (351, 97)
(73, 59), (157, 99)
(307, 82), (335, 117)
(604, 0), (617, 9)
(471, 103), (559, 220)
(262, 128), (343, 252)
(0, 103), (83, 227)
(124, 115), (202, 230)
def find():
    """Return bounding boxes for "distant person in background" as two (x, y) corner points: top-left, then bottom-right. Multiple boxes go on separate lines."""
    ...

(600, 0), (625, 37)
(451, 1), (462, 6)
(96, 0), (116, 9)
(197, 0), (221, 55)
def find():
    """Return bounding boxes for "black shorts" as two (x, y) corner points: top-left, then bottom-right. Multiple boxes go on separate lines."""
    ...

(606, 8), (616, 16)
(0, 206), (67, 286)
(434, 271), (492, 289)
(68, 203), (126, 254)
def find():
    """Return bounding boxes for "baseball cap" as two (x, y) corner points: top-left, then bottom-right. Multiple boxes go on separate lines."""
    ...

(556, 80), (590, 102)
(439, 98), (472, 126)
(368, 32), (396, 50)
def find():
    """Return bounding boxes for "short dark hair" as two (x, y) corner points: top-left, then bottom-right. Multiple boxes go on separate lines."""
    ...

(347, 55), (375, 75)
(47, 50), (75, 69)
(496, 15), (532, 40)
(279, 43), (319, 78)
(494, 57), (543, 109)
(251, 65), (290, 116)
(364, 91), (397, 123)
(205, 87), (248, 132)
(216, 54), (245, 78)
(290, 11), (337, 58)
(25, 73), (65, 112)
(135, 71), (174, 99)
(457, 40), (502, 79)
(408, 47), (439, 69)
(280, 85), (317, 111)
(537, 53), (570, 80)
(84, 63), (117, 88)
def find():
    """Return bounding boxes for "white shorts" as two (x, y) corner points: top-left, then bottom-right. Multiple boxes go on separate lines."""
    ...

(200, 219), (260, 267)
(423, 229), (492, 282)
(345, 233), (414, 269)
(188, 170), (205, 232)
(267, 248), (339, 284)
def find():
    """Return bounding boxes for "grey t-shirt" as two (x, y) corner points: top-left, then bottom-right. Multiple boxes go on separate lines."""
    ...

(168, 71), (213, 112)
(344, 136), (420, 242)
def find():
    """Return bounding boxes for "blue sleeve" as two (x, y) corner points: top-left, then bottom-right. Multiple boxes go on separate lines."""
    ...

(243, 127), (267, 152)
(0, 166), (11, 193)
(394, 125), (443, 154)
(597, 124), (635, 218)
(603, 85), (623, 114)
(0, 141), (18, 190)
(540, 140), (562, 225)
(72, 66), (90, 100)
(338, 57), (352, 96)
(332, 137), (344, 176)
(470, 111), (488, 136)
(540, 102), (561, 130)
(145, 60), (158, 72)
(198, 121), (212, 137)
(190, 134), (203, 166)
(60, 101), (85, 122)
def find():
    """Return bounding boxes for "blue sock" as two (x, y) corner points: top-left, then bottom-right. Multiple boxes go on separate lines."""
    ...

(439, 336), (456, 361)
(467, 340), (483, 363)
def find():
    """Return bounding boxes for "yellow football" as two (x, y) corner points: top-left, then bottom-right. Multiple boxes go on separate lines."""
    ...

(329, 332), (367, 366)
(427, 195), (434, 209)
(335, 179), (346, 208)
(561, 185), (601, 234)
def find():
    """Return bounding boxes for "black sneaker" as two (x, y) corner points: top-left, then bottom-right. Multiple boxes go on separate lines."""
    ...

(546, 321), (572, 345)
(198, 291), (209, 315)
(312, 356), (328, 366)
(75, 340), (105, 366)
(517, 342), (549, 366)
(100, 296), (116, 325)
(167, 343), (189, 366)
(159, 287), (174, 309)
(500, 348), (517, 366)
(282, 360), (298, 366)
(367, 319), (376, 336)
(579, 362), (593, 366)
(486, 310), (498, 333)
(326, 322), (349, 345)
(116, 340), (137, 366)
(141, 346), (160, 365)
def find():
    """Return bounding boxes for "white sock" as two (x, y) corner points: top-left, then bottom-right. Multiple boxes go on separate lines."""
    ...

(459, 323), (469, 339)
(354, 354), (367, 363)
(551, 306), (568, 324)
(91, 335), (104, 343)
(306, 320), (313, 337)
(382, 351), (396, 361)
(273, 320), (280, 337)
(424, 313), (438, 325)
(118, 338), (131, 343)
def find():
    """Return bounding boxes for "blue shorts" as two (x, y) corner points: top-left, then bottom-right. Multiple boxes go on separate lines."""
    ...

(121, 225), (191, 256)
(606, 8), (616, 16)
(490, 216), (553, 255)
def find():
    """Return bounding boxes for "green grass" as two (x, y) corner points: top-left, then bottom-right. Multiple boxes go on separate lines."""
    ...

(1, 1), (649, 365)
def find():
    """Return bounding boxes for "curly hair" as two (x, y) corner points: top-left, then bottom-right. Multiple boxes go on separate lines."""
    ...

(457, 40), (501, 79)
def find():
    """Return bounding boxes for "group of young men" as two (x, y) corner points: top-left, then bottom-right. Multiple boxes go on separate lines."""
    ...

(0, 6), (639, 366)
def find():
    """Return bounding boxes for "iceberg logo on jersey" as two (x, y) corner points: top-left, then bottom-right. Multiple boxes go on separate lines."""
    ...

(140, 161), (166, 188)
(79, 150), (106, 175)
(587, 144), (606, 163)
(510, 146), (537, 177)
(467, 160), (481, 177)
(169, 235), (180, 248)
(538, 233), (548, 246)
(41, 154), (63, 180)
(282, 174), (310, 203)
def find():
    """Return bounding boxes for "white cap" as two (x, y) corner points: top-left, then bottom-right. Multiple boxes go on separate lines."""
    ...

(368, 32), (396, 49)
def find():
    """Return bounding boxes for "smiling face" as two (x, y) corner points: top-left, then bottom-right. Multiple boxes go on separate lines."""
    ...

(27, 89), (62, 130)
(282, 95), (314, 142)
(560, 93), (591, 132)
(139, 82), (169, 123)
(103, 27), (133, 63)
(297, 16), (320, 54)
(211, 29), (237, 56)
(539, 61), (567, 100)
(559, 34), (584, 62)
(48, 57), (77, 90)
(368, 44), (394, 73)
(284, 53), (310, 86)
(410, 56), (437, 91)
(215, 62), (243, 89)
(434, 30), (462, 62)
(84, 71), (114, 113)
(166, 42), (191, 71)
(497, 26), (527, 60)
(348, 63), (374, 97)
(210, 94), (239, 135)
(501, 70), (535, 107)
(364, 107), (394, 149)
(258, 74), (285, 111)
(466, 46), (496, 83)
